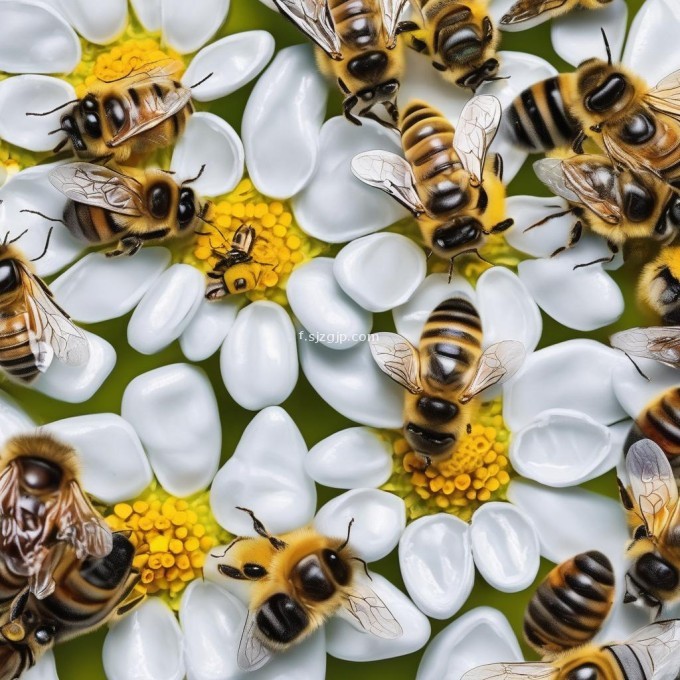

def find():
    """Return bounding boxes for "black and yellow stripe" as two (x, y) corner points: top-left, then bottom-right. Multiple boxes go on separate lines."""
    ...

(634, 387), (680, 458)
(329, 0), (380, 53)
(0, 313), (39, 383)
(63, 203), (127, 245)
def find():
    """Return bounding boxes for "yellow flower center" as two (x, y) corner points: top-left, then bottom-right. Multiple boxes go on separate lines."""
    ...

(382, 398), (512, 522)
(105, 483), (229, 610)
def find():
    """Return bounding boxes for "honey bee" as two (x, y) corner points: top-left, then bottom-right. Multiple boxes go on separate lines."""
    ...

(636, 247), (680, 326)
(48, 162), (209, 257)
(499, 0), (614, 29)
(368, 296), (525, 466)
(272, 0), (409, 127)
(0, 434), (112, 600)
(352, 96), (513, 270)
(0, 237), (88, 383)
(215, 507), (402, 670)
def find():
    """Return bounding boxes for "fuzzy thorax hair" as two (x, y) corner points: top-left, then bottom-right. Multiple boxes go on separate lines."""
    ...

(0, 433), (81, 483)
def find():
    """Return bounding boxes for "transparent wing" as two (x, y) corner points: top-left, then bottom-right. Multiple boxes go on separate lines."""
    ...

(341, 571), (402, 639)
(453, 95), (502, 184)
(499, 0), (570, 25)
(368, 332), (423, 394)
(237, 610), (272, 671)
(462, 663), (557, 680)
(48, 163), (145, 217)
(232, 225), (256, 254)
(351, 151), (426, 216)
(459, 340), (526, 403)
(273, 0), (342, 58)
(533, 158), (581, 204)
(618, 620), (680, 680)
(114, 58), (184, 85)
(646, 70), (680, 119)
(560, 156), (622, 224)
(610, 327), (680, 368)
(626, 439), (678, 539)
(380, 0), (410, 45)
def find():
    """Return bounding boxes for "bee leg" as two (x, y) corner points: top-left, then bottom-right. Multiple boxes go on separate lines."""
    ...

(467, 423), (472, 435)
(617, 477), (635, 510)
(571, 129), (586, 154)
(493, 154), (504, 181)
(107, 237), (143, 258)
(572, 239), (618, 270)
(550, 221), (583, 258)
(342, 94), (362, 126)
(217, 563), (247, 580)
(396, 20), (420, 36)
(88, 153), (114, 166)
(236, 507), (287, 551)
(483, 218), (514, 235)
(524, 209), (574, 232)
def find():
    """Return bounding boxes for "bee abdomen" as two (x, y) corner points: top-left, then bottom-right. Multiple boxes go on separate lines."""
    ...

(0, 315), (39, 382)
(64, 203), (123, 244)
(329, 0), (378, 50)
(636, 387), (680, 456)
(524, 551), (615, 655)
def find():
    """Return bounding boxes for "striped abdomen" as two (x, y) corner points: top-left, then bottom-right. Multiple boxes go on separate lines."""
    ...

(329, 0), (381, 52)
(635, 387), (680, 457)
(0, 312), (39, 383)
(504, 76), (580, 152)
(63, 202), (125, 245)
(524, 551), (615, 655)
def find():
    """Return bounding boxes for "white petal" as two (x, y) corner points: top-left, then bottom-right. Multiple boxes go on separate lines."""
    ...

(51, 248), (171, 324)
(299, 339), (403, 428)
(0, 1), (80, 73)
(56, 0), (127, 44)
(477, 266), (541, 352)
(180, 296), (244, 362)
(258, 0), (276, 8)
(551, 0), (627, 68)
(210, 406), (316, 535)
(333, 233), (426, 313)
(131, 0), (160, 30)
(622, 0), (680, 85)
(503, 338), (626, 430)
(470, 502), (540, 593)
(127, 264), (204, 355)
(504, 195), (576, 258)
(42, 413), (152, 504)
(103, 599), (185, 680)
(490, 0), (547, 31)
(292, 117), (409, 242)
(180, 581), (246, 680)
(399, 514), (474, 619)
(0, 390), (34, 448)
(416, 607), (522, 680)
(161, 0), (230, 54)
(287, 257), (372, 350)
(183, 31), (274, 102)
(34, 330), (115, 404)
(510, 409), (615, 487)
(170, 112), (244, 196)
(305, 427), (392, 489)
(314, 489), (405, 562)
(23, 651), (57, 680)
(597, 596), (651, 645)
(221, 301), (298, 410)
(326, 572), (430, 661)
(393, 273), (477, 346)
(0, 163), (82, 276)
(121, 363), (221, 497)
(249, 631), (326, 680)
(518, 234), (624, 331)
(601, 419), (629, 478)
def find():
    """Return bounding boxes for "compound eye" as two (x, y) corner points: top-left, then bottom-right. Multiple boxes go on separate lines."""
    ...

(81, 96), (97, 112)
(0, 261), (19, 294)
(669, 197), (680, 226)
(620, 112), (656, 144)
(34, 628), (53, 645)
(636, 553), (679, 591)
(235, 278), (247, 291)
(243, 563), (267, 579)
(585, 74), (627, 113)
(104, 98), (126, 133)
(566, 664), (600, 680)
(380, 81), (399, 95)
(149, 184), (171, 219)
(177, 192), (196, 227)
(83, 112), (102, 138)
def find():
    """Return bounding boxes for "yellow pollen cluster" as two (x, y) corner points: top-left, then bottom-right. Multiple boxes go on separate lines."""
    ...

(105, 484), (229, 610)
(382, 399), (512, 521)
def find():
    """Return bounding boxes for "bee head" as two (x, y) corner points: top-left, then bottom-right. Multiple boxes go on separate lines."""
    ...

(630, 552), (679, 603)
(223, 262), (261, 295)
(432, 216), (484, 256)
(577, 60), (636, 119)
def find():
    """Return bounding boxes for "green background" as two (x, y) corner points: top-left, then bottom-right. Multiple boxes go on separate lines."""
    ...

(1, 0), (652, 677)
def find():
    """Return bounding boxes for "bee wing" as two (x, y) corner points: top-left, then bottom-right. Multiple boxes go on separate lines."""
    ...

(646, 70), (680, 118)
(340, 572), (403, 639)
(533, 157), (586, 204)
(232, 225), (256, 254)
(351, 151), (426, 217)
(626, 439), (678, 539)
(462, 663), (558, 680)
(459, 340), (526, 403)
(499, 0), (570, 25)
(368, 332), (423, 394)
(617, 620), (680, 680)
(237, 609), (272, 671)
(610, 326), (680, 368)
(272, 0), (342, 58)
(379, 0), (410, 45)
(121, 58), (184, 83)
(0, 464), (20, 546)
(48, 163), (145, 217)
(601, 131), (664, 183)
(453, 95), (502, 185)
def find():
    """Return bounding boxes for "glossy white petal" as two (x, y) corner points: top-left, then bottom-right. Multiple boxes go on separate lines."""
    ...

(314, 489), (405, 562)
(249, 632), (326, 680)
(416, 607), (522, 680)
(43, 413), (152, 504)
(334, 233), (426, 313)
(55, 0), (127, 44)
(221, 301), (298, 410)
(130, 0), (161, 30)
(122, 364), (221, 497)
(326, 572), (430, 661)
(0, 1), (80, 73)
(51, 248), (171, 324)
(103, 599), (184, 680)
(0, 391), (34, 448)
(180, 296), (244, 363)
(128, 264), (204, 355)
(399, 514), (474, 619)
(503, 339), (626, 430)
(393, 273), (477, 346)
(518, 234), (624, 331)
(551, 0), (627, 68)
(293, 117), (409, 242)
(23, 651), (57, 680)
(170, 112), (244, 196)
(477, 266), (541, 351)
(305, 427), (392, 489)
(161, 0), (230, 54)
(258, 0), (276, 8)
(288, 258), (372, 350)
(299, 339), (403, 428)
(183, 31), (274, 102)
(34, 330), (114, 404)
(598, 597), (655, 645)
(244, 44), (326, 199)
(210, 407), (316, 535)
(470, 502), (540, 593)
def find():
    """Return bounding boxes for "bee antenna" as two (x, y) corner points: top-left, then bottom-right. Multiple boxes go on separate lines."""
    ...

(189, 72), (213, 90)
(30, 227), (54, 262)
(236, 506), (287, 551)
(20, 209), (67, 226)
(182, 164), (206, 186)
(624, 352), (650, 381)
(52, 138), (69, 154)
(601, 27), (612, 66)
(350, 557), (371, 580)
(26, 99), (79, 117)
(210, 536), (248, 559)
(7, 229), (28, 245)
(339, 518), (355, 551)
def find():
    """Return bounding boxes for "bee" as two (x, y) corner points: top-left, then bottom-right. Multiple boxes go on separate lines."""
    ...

(48, 162), (209, 257)
(272, 0), (409, 128)
(636, 247), (680, 326)
(215, 507), (402, 670)
(368, 296), (525, 466)
(352, 96), (514, 270)
(0, 235), (88, 383)
(0, 434), (113, 600)
(499, 0), (614, 29)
